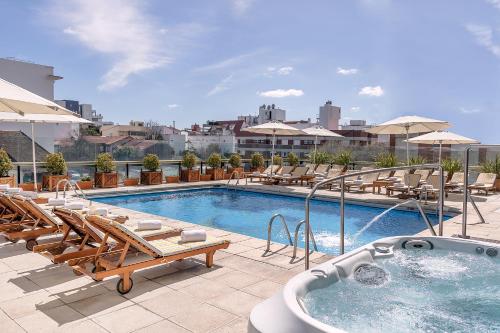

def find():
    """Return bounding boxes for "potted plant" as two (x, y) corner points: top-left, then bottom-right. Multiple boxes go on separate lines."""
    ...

(287, 152), (299, 167)
(206, 153), (224, 180)
(441, 158), (461, 181)
(374, 152), (398, 168)
(180, 152), (200, 182)
(409, 156), (427, 166)
(0, 148), (14, 187)
(481, 155), (500, 191)
(95, 153), (118, 188)
(226, 153), (243, 178)
(332, 150), (353, 168)
(19, 182), (42, 192)
(272, 155), (283, 166)
(76, 175), (93, 190)
(140, 154), (163, 185)
(42, 153), (68, 191)
(250, 152), (265, 172)
(124, 177), (139, 186)
(165, 174), (179, 183)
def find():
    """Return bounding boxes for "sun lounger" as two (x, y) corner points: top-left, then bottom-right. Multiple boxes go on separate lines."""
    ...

(387, 174), (421, 197)
(414, 169), (431, 184)
(304, 164), (317, 175)
(468, 173), (497, 195)
(387, 169), (408, 182)
(249, 165), (281, 181)
(346, 172), (380, 192)
(313, 164), (330, 177)
(34, 207), (181, 264)
(0, 193), (28, 222)
(71, 215), (229, 294)
(273, 166), (309, 184)
(308, 168), (343, 189)
(262, 166), (294, 184)
(2, 195), (61, 250)
(445, 172), (464, 193)
(415, 174), (441, 200)
(377, 170), (393, 180)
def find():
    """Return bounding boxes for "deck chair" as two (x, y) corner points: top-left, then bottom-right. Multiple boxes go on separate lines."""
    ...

(389, 169), (408, 182)
(3, 195), (61, 250)
(414, 169), (431, 184)
(71, 215), (229, 294)
(415, 174), (441, 200)
(387, 174), (422, 197)
(377, 170), (393, 180)
(468, 173), (497, 195)
(314, 164), (330, 177)
(432, 170), (448, 180)
(34, 208), (181, 264)
(346, 172), (380, 192)
(249, 165), (281, 182)
(273, 166), (309, 184)
(304, 164), (317, 175)
(0, 193), (28, 223)
(445, 172), (464, 193)
(309, 168), (343, 189)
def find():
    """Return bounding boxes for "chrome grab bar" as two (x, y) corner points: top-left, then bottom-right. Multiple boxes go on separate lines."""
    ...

(265, 213), (293, 252)
(55, 179), (88, 201)
(226, 170), (248, 187)
(304, 164), (444, 270)
(412, 199), (437, 236)
(292, 219), (318, 258)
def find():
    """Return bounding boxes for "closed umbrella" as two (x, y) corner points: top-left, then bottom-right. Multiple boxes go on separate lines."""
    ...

(0, 78), (90, 191)
(366, 115), (450, 165)
(406, 131), (479, 164)
(303, 125), (343, 158)
(243, 121), (305, 172)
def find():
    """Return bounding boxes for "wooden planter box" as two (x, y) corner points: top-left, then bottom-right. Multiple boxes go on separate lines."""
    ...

(0, 175), (15, 187)
(207, 168), (224, 180)
(223, 173), (232, 180)
(19, 183), (42, 192)
(200, 174), (212, 181)
(42, 174), (69, 191)
(95, 172), (118, 188)
(140, 171), (163, 185)
(250, 167), (265, 173)
(495, 179), (500, 191)
(76, 180), (93, 190)
(180, 169), (200, 182)
(124, 178), (139, 186)
(165, 176), (179, 183)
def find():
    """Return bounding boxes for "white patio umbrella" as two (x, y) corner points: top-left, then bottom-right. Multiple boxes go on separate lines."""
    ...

(0, 78), (90, 191)
(243, 121), (305, 172)
(303, 125), (343, 158)
(406, 131), (479, 164)
(366, 115), (450, 165)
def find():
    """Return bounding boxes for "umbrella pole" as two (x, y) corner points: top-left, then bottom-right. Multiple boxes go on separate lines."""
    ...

(438, 142), (442, 165)
(31, 122), (38, 192)
(314, 135), (318, 161)
(271, 131), (275, 175)
(406, 127), (410, 166)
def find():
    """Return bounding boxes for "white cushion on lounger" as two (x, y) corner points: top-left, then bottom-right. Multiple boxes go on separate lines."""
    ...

(474, 183), (484, 187)
(6, 187), (22, 193)
(88, 207), (108, 216)
(65, 202), (85, 210)
(282, 174), (291, 177)
(252, 172), (260, 176)
(394, 183), (405, 188)
(48, 198), (66, 206)
(20, 191), (38, 199)
(0, 184), (9, 190)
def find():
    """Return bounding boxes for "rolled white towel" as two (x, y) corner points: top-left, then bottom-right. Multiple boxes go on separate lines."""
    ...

(181, 229), (207, 243)
(20, 191), (38, 199)
(394, 183), (405, 188)
(352, 179), (364, 185)
(421, 184), (434, 190)
(88, 207), (108, 216)
(65, 201), (86, 210)
(252, 171), (260, 176)
(0, 184), (10, 191)
(6, 187), (22, 193)
(137, 220), (162, 230)
(48, 198), (66, 206)
(282, 173), (292, 177)
(387, 177), (398, 181)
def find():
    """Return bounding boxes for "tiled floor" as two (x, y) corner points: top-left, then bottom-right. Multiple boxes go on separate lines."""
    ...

(1, 180), (499, 332)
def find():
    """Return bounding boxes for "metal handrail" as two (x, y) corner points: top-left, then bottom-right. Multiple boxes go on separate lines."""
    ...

(304, 164), (445, 270)
(226, 170), (248, 187)
(461, 144), (500, 238)
(412, 199), (437, 236)
(55, 179), (88, 201)
(265, 213), (293, 252)
(292, 219), (318, 258)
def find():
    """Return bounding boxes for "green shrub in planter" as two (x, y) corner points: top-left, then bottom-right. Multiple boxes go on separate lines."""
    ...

(0, 148), (13, 177)
(96, 153), (116, 173)
(228, 154), (241, 168)
(374, 152), (398, 168)
(250, 152), (264, 169)
(143, 154), (160, 171)
(332, 150), (353, 166)
(207, 153), (222, 169)
(481, 155), (500, 177)
(46, 153), (67, 175)
(409, 156), (427, 166)
(309, 151), (330, 164)
(272, 155), (283, 166)
(182, 152), (197, 169)
(287, 152), (299, 166)
(80, 175), (92, 182)
(441, 158), (462, 177)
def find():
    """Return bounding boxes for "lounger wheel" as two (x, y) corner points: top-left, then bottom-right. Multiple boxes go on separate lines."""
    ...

(116, 277), (134, 295)
(25, 239), (38, 251)
(9, 238), (19, 244)
(72, 269), (83, 276)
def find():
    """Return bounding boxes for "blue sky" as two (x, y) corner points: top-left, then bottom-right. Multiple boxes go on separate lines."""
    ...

(1, 0), (500, 142)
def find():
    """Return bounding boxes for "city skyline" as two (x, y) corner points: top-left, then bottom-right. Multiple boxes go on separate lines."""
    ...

(1, 0), (499, 142)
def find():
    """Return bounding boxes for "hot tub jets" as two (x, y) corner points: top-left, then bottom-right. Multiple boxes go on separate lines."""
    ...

(353, 264), (388, 286)
(402, 239), (433, 250)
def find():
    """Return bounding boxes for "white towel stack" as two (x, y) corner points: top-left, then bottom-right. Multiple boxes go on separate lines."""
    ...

(0, 184), (10, 191)
(181, 229), (207, 243)
(65, 201), (86, 210)
(20, 191), (38, 199)
(137, 220), (162, 230)
(6, 187), (22, 194)
(88, 207), (108, 216)
(48, 198), (66, 206)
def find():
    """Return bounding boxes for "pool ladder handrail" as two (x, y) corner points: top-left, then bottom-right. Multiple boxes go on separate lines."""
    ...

(226, 170), (248, 187)
(292, 219), (318, 258)
(265, 214), (293, 251)
(55, 179), (89, 202)
(305, 164), (445, 270)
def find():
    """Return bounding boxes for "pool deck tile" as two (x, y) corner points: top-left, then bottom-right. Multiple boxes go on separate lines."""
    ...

(1, 180), (500, 332)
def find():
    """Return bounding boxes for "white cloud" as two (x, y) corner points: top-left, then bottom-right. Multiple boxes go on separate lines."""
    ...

(277, 66), (293, 75)
(337, 67), (358, 75)
(231, 0), (255, 15)
(207, 74), (234, 96)
(258, 89), (304, 98)
(264, 66), (293, 77)
(350, 106), (360, 112)
(195, 51), (261, 72)
(460, 107), (481, 114)
(486, 0), (500, 9)
(359, 86), (384, 97)
(168, 104), (180, 109)
(466, 24), (500, 58)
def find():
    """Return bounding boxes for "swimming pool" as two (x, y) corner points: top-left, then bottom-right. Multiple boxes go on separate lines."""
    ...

(92, 188), (450, 254)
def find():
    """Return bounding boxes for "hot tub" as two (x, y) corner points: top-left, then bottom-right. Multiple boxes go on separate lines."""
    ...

(249, 236), (500, 333)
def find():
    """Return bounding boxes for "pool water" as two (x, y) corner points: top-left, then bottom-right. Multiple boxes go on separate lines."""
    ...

(303, 249), (500, 332)
(93, 188), (449, 254)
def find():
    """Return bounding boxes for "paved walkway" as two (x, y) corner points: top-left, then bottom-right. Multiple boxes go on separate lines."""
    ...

(1, 180), (499, 332)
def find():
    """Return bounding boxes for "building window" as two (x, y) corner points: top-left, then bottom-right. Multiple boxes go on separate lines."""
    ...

(276, 139), (282, 144)
(288, 140), (294, 145)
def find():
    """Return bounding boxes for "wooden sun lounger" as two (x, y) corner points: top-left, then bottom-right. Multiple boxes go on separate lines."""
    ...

(0, 193), (27, 223)
(34, 208), (182, 265)
(71, 215), (229, 294)
(248, 165), (281, 182)
(346, 172), (380, 192)
(468, 173), (497, 195)
(2, 195), (61, 250)
(262, 166), (295, 184)
(387, 174), (422, 197)
(273, 166), (309, 185)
